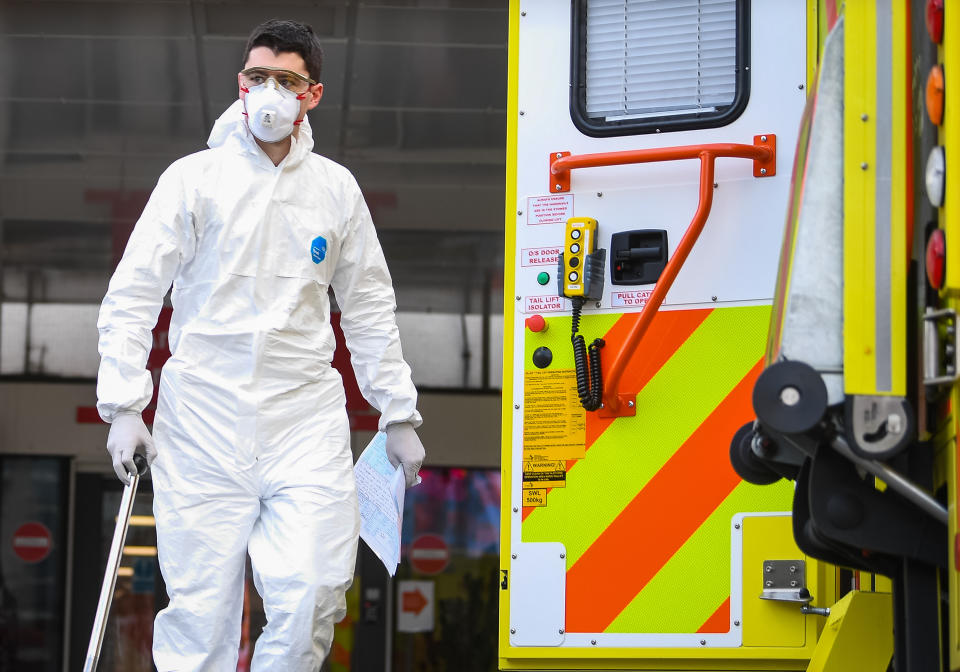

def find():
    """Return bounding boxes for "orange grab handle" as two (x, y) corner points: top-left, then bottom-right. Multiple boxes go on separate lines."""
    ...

(548, 136), (776, 417)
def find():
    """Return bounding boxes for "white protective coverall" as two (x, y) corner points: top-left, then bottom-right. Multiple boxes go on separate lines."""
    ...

(96, 99), (421, 670)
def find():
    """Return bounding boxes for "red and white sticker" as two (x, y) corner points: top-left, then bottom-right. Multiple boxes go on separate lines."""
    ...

(12, 522), (52, 563)
(521, 246), (562, 267)
(524, 295), (565, 313)
(611, 289), (653, 308)
(526, 194), (573, 226)
(410, 534), (449, 575)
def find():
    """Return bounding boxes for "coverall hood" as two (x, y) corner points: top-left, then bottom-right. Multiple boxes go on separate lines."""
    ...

(208, 98), (315, 167)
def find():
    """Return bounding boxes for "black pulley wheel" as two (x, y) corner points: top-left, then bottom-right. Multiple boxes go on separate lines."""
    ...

(752, 360), (828, 435)
(729, 422), (781, 485)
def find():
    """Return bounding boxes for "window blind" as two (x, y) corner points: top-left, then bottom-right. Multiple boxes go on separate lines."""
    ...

(585, 0), (738, 121)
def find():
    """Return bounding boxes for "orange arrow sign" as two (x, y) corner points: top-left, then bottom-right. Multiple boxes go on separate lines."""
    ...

(402, 588), (428, 615)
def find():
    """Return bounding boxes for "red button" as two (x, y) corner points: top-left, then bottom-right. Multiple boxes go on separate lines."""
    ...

(525, 314), (548, 333)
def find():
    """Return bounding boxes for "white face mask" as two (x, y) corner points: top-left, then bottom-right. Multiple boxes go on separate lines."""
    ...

(243, 78), (302, 143)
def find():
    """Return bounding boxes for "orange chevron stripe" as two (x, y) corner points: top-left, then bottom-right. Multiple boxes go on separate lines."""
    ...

(521, 309), (712, 521)
(585, 308), (713, 447)
(564, 359), (763, 632)
(696, 596), (731, 633)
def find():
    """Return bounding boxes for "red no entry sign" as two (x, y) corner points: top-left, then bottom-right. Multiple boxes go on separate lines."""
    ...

(12, 522), (52, 563)
(410, 534), (449, 575)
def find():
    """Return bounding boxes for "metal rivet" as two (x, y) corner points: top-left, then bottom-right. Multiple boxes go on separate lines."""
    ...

(861, 113), (869, 121)
(595, 301), (601, 308)
(514, 404), (520, 409)
(745, 66), (750, 71)
(591, 639), (597, 645)
(765, 565), (772, 573)
(559, 629), (564, 634)
(713, 182), (718, 189)
(560, 553), (565, 558)
(760, 168), (767, 175)
(861, 162), (869, 170)
(700, 639), (706, 646)
(655, 128), (661, 133)
(517, 210), (522, 216)
(765, 580), (773, 587)
(512, 553), (517, 559)
(797, 83), (803, 89)
(511, 628), (517, 634)
(711, 295), (718, 302)
(761, 135), (767, 142)
(790, 580), (798, 587)
(734, 620), (741, 626)
(556, 153), (562, 159)
(516, 296), (521, 301)
(512, 506), (518, 512)
(520, 11), (526, 16)
(628, 400), (635, 407)
(555, 184), (562, 191)
(780, 386), (801, 407)
(734, 523), (740, 529)
(597, 191), (603, 197)
(519, 110), (525, 116)
(790, 565), (797, 573)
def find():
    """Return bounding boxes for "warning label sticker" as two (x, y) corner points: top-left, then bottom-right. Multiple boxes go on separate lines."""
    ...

(521, 246), (562, 267)
(523, 369), (586, 460)
(522, 460), (566, 489)
(526, 194), (573, 226)
(523, 489), (547, 507)
(611, 289), (653, 308)
(524, 295), (565, 314)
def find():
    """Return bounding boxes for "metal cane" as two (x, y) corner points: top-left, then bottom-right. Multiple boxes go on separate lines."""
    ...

(83, 453), (149, 672)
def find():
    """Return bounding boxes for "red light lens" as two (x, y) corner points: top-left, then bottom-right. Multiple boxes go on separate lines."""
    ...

(927, 0), (944, 44)
(926, 228), (946, 289)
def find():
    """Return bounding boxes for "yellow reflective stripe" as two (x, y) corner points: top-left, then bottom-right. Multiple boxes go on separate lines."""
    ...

(499, 0), (520, 658)
(522, 305), (770, 564)
(606, 479), (794, 634)
(888, 0), (907, 396)
(843, 0), (878, 395)
(946, 0), (960, 290)
(808, 0), (819, 87)
(843, 0), (906, 396)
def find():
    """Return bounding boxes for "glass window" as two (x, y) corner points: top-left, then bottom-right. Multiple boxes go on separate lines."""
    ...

(571, 0), (749, 136)
(0, 456), (68, 671)
(393, 467), (500, 672)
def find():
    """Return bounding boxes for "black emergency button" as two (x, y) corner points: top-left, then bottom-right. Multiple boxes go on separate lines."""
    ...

(532, 346), (553, 368)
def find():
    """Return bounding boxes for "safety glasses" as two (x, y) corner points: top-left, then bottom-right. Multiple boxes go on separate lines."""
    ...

(240, 67), (317, 95)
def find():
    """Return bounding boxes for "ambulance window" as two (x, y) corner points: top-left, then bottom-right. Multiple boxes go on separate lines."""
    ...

(571, 0), (749, 137)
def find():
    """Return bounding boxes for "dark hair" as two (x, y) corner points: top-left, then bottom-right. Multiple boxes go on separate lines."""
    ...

(242, 19), (324, 82)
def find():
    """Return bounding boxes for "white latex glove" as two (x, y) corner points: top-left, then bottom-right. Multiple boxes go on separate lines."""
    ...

(385, 422), (425, 488)
(106, 412), (156, 485)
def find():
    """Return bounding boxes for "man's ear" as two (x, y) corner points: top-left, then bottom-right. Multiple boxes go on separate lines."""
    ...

(237, 72), (246, 98)
(306, 83), (324, 110)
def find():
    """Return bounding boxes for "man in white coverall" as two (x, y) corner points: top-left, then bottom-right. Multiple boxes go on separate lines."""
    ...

(96, 19), (425, 671)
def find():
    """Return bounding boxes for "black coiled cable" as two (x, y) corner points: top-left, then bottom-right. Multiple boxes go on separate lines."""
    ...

(571, 298), (604, 411)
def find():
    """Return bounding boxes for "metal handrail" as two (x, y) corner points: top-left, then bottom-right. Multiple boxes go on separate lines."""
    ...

(548, 136), (776, 416)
